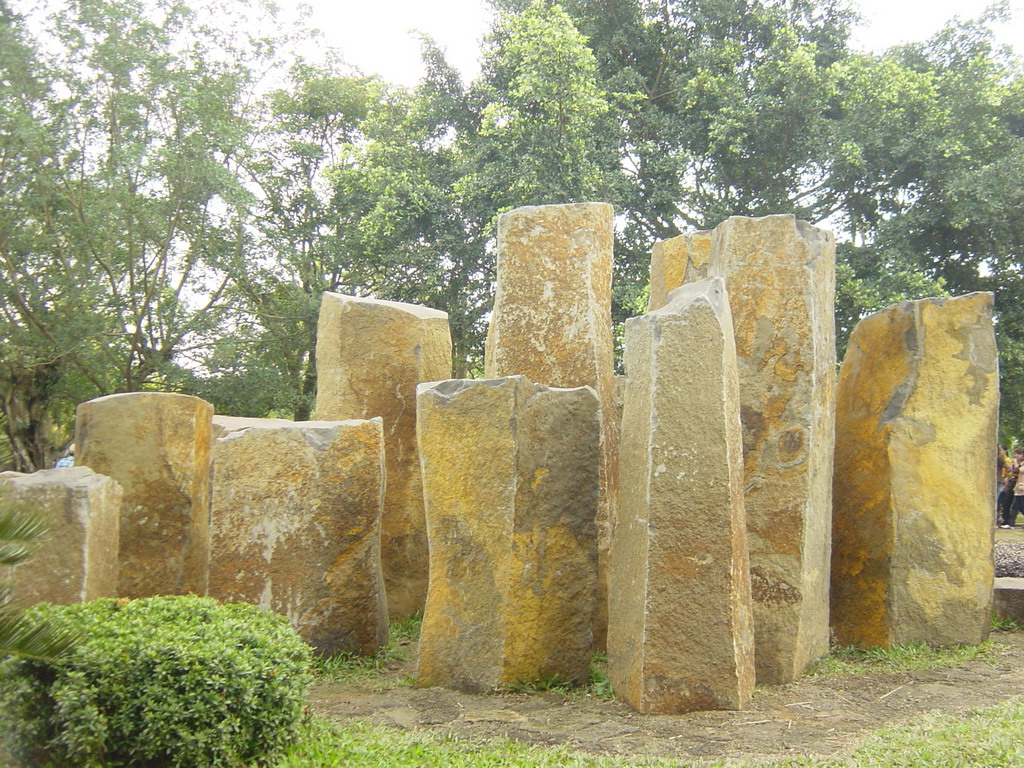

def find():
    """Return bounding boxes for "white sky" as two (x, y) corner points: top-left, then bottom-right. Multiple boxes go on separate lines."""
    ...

(298, 0), (1023, 87)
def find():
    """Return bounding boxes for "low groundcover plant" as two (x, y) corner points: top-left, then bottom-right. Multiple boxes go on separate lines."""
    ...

(0, 594), (313, 767)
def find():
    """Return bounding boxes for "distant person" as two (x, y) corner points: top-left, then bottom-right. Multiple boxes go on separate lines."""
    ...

(998, 444), (1012, 520)
(54, 444), (74, 469)
(1002, 447), (1024, 528)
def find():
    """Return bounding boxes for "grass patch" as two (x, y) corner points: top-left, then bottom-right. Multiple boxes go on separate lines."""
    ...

(313, 613), (421, 688)
(276, 700), (1024, 767)
(279, 699), (1024, 768)
(807, 641), (997, 677)
(585, 653), (613, 700)
(991, 614), (1024, 632)
(497, 654), (615, 699)
(774, 697), (1024, 767)
(273, 718), (676, 768)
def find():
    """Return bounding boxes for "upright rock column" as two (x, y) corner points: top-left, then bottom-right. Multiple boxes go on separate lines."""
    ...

(315, 293), (452, 618)
(704, 215), (836, 684)
(0, 467), (121, 604)
(416, 376), (600, 693)
(609, 278), (755, 713)
(208, 419), (388, 656)
(831, 293), (997, 648)
(76, 392), (213, 598)
(484, 202), (617, 646)
(647, 230), (712, 311)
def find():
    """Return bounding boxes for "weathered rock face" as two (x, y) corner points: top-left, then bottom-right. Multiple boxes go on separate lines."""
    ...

(211, 415), (292, 440)
(484, 202), (617, 647)
(609, 278), (755, 713)
(0, 467), (121, 605)
(831, 293), (997, 648)
(647, 230), (713, 311)
(208, 419), (388, 656)
(75, 392), (213, 598)
(416, 376), (600, 693)
(700, 214), (836, 685)
(315, 292), (452, 619)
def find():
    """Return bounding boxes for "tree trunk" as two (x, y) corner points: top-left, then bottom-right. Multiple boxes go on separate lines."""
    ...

(0, 364), (59, 473)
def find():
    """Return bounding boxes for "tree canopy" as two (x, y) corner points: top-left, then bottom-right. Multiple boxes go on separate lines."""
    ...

(1, 0), (1022, 467)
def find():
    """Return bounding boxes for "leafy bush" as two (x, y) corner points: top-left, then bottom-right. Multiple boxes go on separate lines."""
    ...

(0, 595), (313, 767)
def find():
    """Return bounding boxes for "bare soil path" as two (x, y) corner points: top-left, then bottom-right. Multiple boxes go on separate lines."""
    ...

(311, 631), (1024, 765)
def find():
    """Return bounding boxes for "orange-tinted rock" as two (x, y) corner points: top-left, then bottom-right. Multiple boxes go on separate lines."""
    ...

(75, 392), (213, 598)
(315, 292), (452, 619)
(211, 415), (291, 440)
(209, 419), (387, 655)
(831, 293), (997, 648)
(416, 376), (599, 692)
(702, 215), (836, 684)
(609, 278), (754, 713)
(0, 467), (121, 605)
(647, 230), (712, 311)
(484, 202), (617, 648)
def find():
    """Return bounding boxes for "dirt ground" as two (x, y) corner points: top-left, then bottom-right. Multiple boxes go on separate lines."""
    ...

(311, 633), (1024, 765)
(311, 530), (1024, 766)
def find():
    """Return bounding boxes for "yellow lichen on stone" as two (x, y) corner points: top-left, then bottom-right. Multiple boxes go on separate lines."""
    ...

(315, 292), (452, 619)
(75, 392), (213, 599)
(693, 215), (836, 685)
(0, 467), (121, 605)
(208, 418), (388, 655)
(485, 203), (617, 649)
(832, 293), (997, 648)
(648, 231), (713, 311)
(416, 376), (599, 693)
(610, 278), (754, 714)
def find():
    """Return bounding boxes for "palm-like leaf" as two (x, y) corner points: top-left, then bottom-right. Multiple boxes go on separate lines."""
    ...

(0, 502), (47, 566)
(0, 603), (78, 663)
(0, 495), (79, 662)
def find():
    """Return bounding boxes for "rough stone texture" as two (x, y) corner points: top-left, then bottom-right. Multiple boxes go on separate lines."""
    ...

(211, 415), (292, 440)
(0, 467), (121, 605)
(609, 278), (755, 713)
(416, 376), (599, 693)
(75, 392), (213, 598)
(697, 214), (836, 685)
(484, 202), (618, 648)
(647, 230), (713, 311)
(315, 292), (452, 619)
(831, 293), (997, 648)
(993, 578), (1024, 624)
(208, 419), (388, 655)
(991, 581), (1024, 626)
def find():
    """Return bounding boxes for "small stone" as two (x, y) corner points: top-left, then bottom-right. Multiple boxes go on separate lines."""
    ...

(831, 292), (998, 647)
(75, 392), (213, 598)
(416, 376), (599, 692)
(209, 419), (388, 655)
(1, 467), (121, 604)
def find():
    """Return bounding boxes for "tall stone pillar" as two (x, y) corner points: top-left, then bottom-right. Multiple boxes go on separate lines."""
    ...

(208, 419), (388, 656)
(831, 293), (997, 648)
(76, 392), (213, 598)
(416, 376), (599, 693)
(647, 230), (712, 311)
(609, 278), (755, 713)
(484, 202), (617, 647)
(315, 292), (452, 618)
(0, 467), (121, 604)
(703, 215), (836, 684)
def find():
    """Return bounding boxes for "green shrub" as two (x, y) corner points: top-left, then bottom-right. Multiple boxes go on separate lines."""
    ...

(0, 595), (313, 767)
